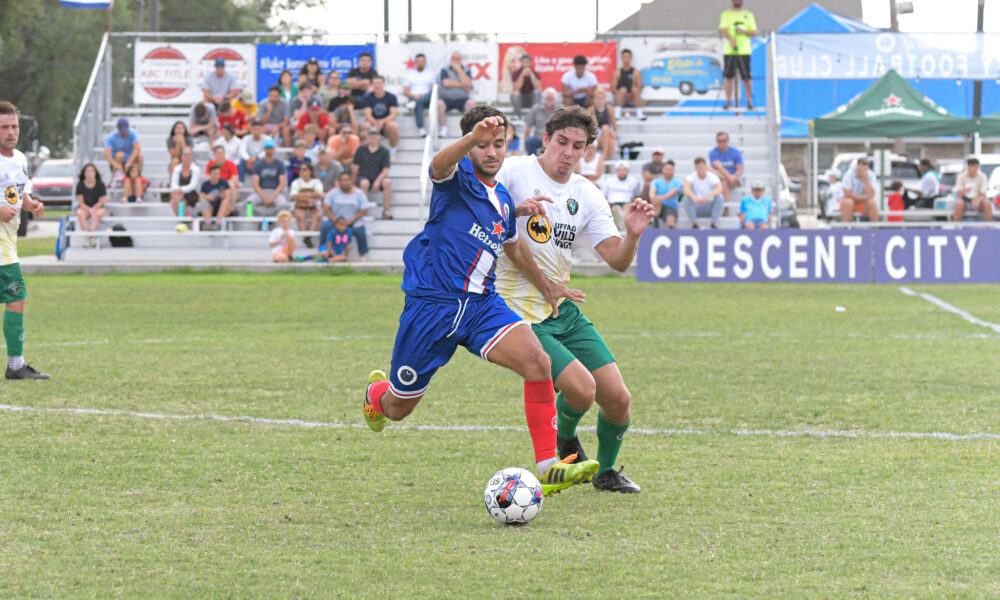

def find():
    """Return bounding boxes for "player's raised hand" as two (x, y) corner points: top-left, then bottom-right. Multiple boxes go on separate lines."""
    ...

(624, 198), (654, 235)
(514, 196), (553, 217)
(543, 279), (586, 318)
(470, 116), (505, 145)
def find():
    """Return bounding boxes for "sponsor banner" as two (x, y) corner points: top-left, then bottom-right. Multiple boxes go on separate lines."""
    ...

(638, 230), (1000, 283)
(134, 42), (255, 105)
(256, 44), (374, 102)
(614, 36), (723, 102)
(377, 42), (496, 103)
(775, 33), (1000, 80)
(497, 42), (616, 98)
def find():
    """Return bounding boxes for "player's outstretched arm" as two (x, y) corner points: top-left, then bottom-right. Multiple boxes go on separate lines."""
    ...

(503, 237), (584, 318)
(595, 198), (655, 272)
(431, 116), (504, 180)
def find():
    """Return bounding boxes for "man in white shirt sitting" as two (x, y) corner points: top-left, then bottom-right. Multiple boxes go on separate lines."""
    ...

(681, 157), (724, 229)
(561, 55), (599, 108)
(402, 53), (438, 137)
(601, 161), (641, 232)
(906, 158), (941, 208)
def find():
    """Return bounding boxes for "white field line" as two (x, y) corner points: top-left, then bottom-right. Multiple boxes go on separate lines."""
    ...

(2, 403), (1000, 441)
(900, 286), (1000, 335)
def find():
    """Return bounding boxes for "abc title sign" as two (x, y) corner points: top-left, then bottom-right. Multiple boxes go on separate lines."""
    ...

(637, 230), (999, 283)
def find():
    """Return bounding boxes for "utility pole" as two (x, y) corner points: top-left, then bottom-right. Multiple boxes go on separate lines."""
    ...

(889, 0), (899, 31)
(135, 0), (144, 32)
(384, 0), (390, 42)
(149, 0), (159, 32)
(974, 0), (985, 118)
(407, 0), (412, 34)
(450, 0), (455, 39)
(595, 0), (599, 35)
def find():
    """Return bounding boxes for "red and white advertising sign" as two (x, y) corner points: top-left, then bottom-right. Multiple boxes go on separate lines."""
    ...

(377, 42), (497, 103)
(497, 42), (617, 97)
(134, 42), (256, 105)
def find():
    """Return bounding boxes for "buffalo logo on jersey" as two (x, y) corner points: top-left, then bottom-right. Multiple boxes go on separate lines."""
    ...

(4, 186), (17, 205)
(566, 197), (579, 215)
(526, 215), (552, 244)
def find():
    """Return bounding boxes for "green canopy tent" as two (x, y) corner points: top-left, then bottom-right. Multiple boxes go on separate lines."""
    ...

(977, 111), (1000, 138)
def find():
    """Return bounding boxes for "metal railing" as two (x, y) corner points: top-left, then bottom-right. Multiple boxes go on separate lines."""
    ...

(72, 32), (111, 174)
(419, 84), (441, 214)
(765, 34), (782, 209)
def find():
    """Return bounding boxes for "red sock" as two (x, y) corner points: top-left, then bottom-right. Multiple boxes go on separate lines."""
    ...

(368, 380), (390, 415)
(523, 379), (557, 463)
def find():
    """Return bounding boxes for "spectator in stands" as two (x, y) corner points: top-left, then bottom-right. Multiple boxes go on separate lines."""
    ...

(218, 124), (242, 163)
(300, 124), (322, 163)
(208, 142), (240, 197)
(601, 161), (641, 231)
(739, 180), (772, 229)
(613, 48), (645, 121)
(524, 88), (558, 156)
(197, 163), (234, 224)
(437, 52), (476, 136)
(327, 81), (360, 133)
(719, 0), (758, 110)
(217, 102), (249, 137)
(318, 70), (342, 106)
(75, 163), (107, 246)
(321, 217), (352, 262)
(353, 126), (393, 220)
(315, 147), (343, 192)
(576, 142), (603, 186)
(166, 120), (193, 177)
(641, 148), (665, 200)
(291, 83), (317, 124)
(277, 69), (298, 102)
(169, 147), (201, 216)
(362, 75), (399, 155)
(906, 158), (941, 208)
(321, 170), (369, 261)
(188, 102), (218, 145)
(506, 123), (521, 156)
(290, 161), (324, 236)
(239, 120), (270, 182)
(347, 52), (378, 99)
(840, 158), (879, 223)
(259, 86), (291, 147)
(824, 168), (844, 218)
(953, 157), (992, 222)
(104, 118), (143, 181)
(122, 163), (148, 204)
(247, 139), (288, 218)
(328, 123), (360, 168)
(510, 54), (541, 117)
(232, 89), (258, 121)
(561, 55), (598, 107)
(403, 53), (436, 137)
(202, 57), (241, 107)
(287, 140), (311, 184)
(709, 131), (744, 205)
(588, 88), (617, 158)
(269, 210), (296, 263)
(298, 56), (326, 89)
(682, 157), (724, 229)
(650, 160), (681, 228)
(296, 99), (330, 144)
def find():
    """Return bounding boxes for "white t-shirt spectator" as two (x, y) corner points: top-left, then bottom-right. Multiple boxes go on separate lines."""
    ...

(561, 69), (598, 92)
(826, 181), (844, 215)
(601, 175), (641, 206)
(218, 137), (242, 163)
(685, 171), (722, 198)
(919, 170), (940, 198)
(239, 134), (272, 161)
(170, 163), (201, 193)
(956, 170), (988, 200)
(290, 177), (324, 198)
(403, 68), (437, 97)
(269, 227), (295, 257)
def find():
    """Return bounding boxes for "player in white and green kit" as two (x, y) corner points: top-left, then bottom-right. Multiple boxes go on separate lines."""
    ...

(0, 101), (49, 379)
(496, 106), (653, 493)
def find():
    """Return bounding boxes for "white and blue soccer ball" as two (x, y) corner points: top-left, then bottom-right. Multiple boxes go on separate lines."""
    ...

(484, 467), (544, 526)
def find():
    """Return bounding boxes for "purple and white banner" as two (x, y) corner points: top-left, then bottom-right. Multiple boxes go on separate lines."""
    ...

(637, 230), (1000, 283)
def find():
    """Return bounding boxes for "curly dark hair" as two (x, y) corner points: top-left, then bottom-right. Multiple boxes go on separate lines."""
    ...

(459, 104), (508, 136)
(544, 106), (599, 145)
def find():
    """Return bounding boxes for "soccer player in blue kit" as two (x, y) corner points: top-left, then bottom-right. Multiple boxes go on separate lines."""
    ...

(362, 105), (598, 496)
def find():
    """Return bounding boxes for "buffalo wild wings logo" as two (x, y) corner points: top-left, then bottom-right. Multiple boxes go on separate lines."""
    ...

(4, 186), (17, 205)
(526, 215), (552, 243)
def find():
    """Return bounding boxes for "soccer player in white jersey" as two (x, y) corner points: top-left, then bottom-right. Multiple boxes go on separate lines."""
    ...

(496, 106), (653, 493)
(0, 102), (49, 379)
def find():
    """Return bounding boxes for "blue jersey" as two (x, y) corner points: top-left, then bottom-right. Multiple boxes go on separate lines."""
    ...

(739, 195), (772, 222)
(402, 157), (519, 299)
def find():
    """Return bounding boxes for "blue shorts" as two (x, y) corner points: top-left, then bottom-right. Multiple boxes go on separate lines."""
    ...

(389, 293), (527, 399)
(746, 218), (767, 227)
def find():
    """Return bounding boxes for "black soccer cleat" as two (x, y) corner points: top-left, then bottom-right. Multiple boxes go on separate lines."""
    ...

(592, 466), (641, 494)
(5, 364), (51, 380)
(557, 435), (589, 463)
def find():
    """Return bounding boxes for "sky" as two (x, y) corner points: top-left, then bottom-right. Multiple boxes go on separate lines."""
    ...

(284, 0), (1000, 38)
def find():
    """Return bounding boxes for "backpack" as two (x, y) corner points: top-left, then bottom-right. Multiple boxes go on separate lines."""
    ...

(109, 223), (133, 247)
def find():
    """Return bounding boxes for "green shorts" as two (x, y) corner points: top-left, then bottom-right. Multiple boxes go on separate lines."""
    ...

(0, 263), (25, 304)
(531, 300), (615, 380)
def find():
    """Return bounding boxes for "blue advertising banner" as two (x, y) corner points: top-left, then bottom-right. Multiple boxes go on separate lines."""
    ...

(255, 44), (374, 101)
(638, 230), (1000, 284)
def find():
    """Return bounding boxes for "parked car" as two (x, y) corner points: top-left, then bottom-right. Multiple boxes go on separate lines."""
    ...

(29, 158), (75, 208)
(817, 153), (921, 220)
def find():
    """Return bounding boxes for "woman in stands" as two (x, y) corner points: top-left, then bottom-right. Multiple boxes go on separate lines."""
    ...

(75, 163), (107, 248)
(576, 141), (604, 186)
(165, 121), (192, 178)
(121, 164), (148, 204)
(278, 70), (298, 103)
(588, 88), (617, 159)
(298, 57), (326, 89)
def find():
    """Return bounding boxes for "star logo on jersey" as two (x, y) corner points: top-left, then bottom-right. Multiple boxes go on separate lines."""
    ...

(526, 215), (552, 244)
(566, 197), (579, 215)
(491, 220), (505, 239)
(4, 186), (17, 205)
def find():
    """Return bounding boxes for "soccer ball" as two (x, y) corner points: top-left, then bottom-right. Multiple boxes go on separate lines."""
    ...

(483, 467), (544, 526)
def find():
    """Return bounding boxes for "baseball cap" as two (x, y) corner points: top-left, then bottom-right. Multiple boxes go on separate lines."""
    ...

(240, 89), (254, 103)
(338, 81), (351, 89)
(263, 139), (276, 148)
(573, 55), (588, 66)
(307, 56), (319, 64)
(214, 57), (225, 67)
(308, 98), (322, 109)
(615, 160), (629, 169)
(116, 117), (129, 130)
(367, 126), (380, 135)
(751, 179), (765, 190)
(652, 147), (664, 155)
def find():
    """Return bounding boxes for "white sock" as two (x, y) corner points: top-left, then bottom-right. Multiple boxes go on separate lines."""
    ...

(8, 356), (24, 369)
(637, 107), (645, 118)
(614, 105), (622, 119)
(536, 457), (557, 476)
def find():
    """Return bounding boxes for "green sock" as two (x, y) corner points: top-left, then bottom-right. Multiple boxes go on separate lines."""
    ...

(596, 411), (630, 474)
(3, 310), (24, 357)
(555, 392), (587, 441)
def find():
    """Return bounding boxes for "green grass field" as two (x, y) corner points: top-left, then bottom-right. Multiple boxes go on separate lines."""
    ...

(3, 272), (1000, 598)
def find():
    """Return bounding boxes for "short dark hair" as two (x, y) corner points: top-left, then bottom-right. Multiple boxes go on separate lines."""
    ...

(919, 158), (933, 169)
(0, 101), (18, 116)
(716, 131), (729, 139)
(665, 159), (675, 166)
(545, 106), (598, 145)
(415, 53), (425, 59)
(694, 157), (706, 165)
(220, 101), (232, 112)
(338, 170), (352, 179)
(268, 85), (281, 95)
(573, 55), (587, 66)
(888, 179), (904, 191)
(460, 104), (508, 136)
(968, 157), (980, 166)
(250, 120), (262, 127)
(194, 103), (207, 118)
(621, 49), (632, 56)
(299, 82), (314, 92)
(208, 163), (221, 172)
(373, 75), (385, 83)
(299, 162), (313, 174)
(360, 51), (373, 59)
